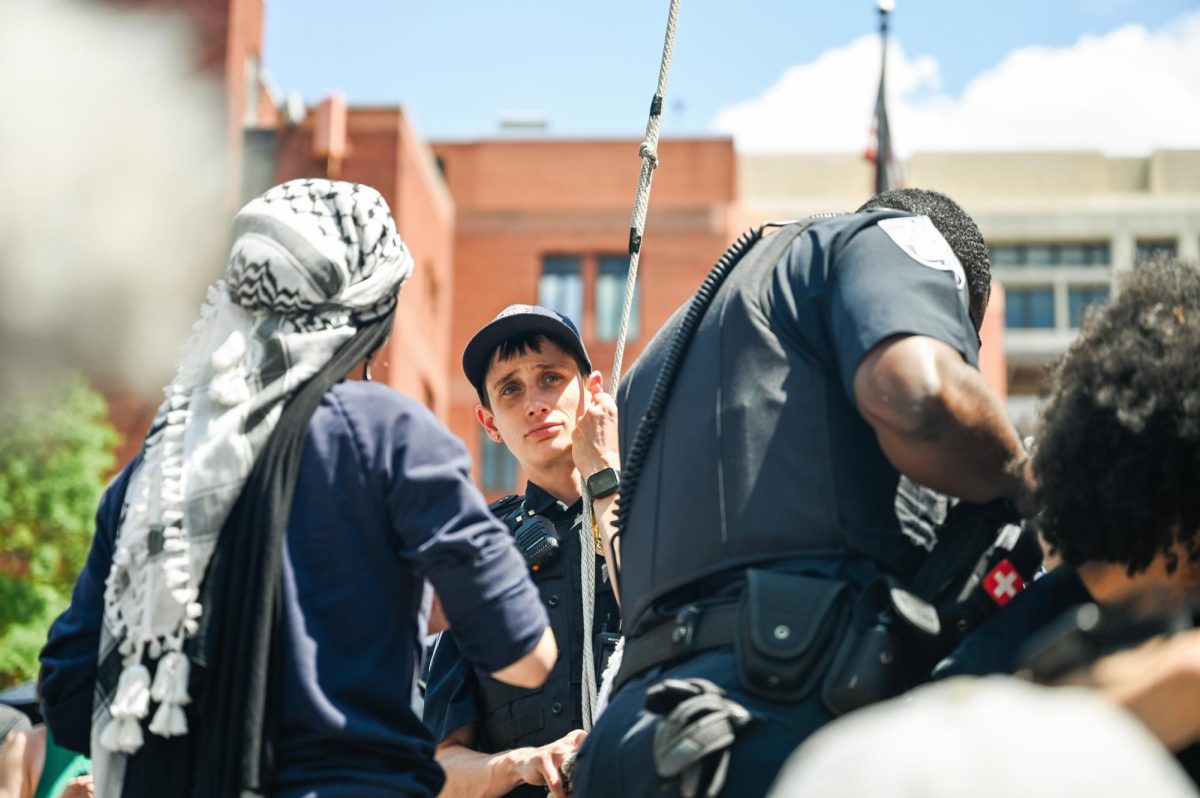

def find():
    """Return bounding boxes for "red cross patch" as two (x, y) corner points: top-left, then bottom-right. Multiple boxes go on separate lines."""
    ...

(983, 559), (1025, 607)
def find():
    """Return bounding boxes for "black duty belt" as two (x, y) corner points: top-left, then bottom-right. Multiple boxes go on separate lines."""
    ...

(614, 602), (740, 694)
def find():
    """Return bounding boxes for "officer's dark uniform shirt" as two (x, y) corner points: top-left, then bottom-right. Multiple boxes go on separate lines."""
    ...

(615, 210), (981, 633)
(423, 482), (621, 798)
(38, 382), (548, 798)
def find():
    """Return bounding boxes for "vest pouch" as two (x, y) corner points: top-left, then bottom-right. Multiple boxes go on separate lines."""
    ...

(735, 569), (850, 702)
(821, 622), (901, 717)
(821, 580), (909, 717)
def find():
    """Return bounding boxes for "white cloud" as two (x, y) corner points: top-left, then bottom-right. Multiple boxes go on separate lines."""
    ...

(713, 11), (1200, 155)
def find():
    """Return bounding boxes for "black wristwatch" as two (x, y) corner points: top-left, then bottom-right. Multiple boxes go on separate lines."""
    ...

(586, 467), (621, 499)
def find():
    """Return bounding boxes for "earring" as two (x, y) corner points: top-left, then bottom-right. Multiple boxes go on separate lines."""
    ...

(363, 356), (373, 382)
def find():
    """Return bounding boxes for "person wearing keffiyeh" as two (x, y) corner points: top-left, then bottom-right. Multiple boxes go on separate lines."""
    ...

(38, 179), (556, 798)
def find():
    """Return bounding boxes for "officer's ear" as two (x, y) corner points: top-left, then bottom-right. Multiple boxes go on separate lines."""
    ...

(476, 404), (503, 443)
(969, 283), (991, 332)
(585, 370), (603, 394)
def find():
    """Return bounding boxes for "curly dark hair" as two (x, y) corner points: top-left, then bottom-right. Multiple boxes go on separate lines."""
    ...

(857, 188), (991, 320)
(1034, 259), (1200, 575)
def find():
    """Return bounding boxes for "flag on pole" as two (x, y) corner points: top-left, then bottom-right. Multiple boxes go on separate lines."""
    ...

(865, 1), (903, 194)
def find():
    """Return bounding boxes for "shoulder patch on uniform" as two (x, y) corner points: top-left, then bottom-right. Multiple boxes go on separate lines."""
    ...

(877, 216), (966, 290)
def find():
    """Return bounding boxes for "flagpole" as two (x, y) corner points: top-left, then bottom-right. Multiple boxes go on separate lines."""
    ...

(878, 0), (892, 58)
(875, 0), (894, 195)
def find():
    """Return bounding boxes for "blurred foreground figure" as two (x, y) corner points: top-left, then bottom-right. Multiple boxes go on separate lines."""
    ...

(768, 677), (1196, 797)
(574, 189), (1029, 797)
(0, 722), (92, 798)
(38, 180), (555, 798)
(0, 0), (228, 397)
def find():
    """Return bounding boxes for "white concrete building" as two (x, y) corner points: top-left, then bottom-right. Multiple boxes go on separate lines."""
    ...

(739, 150), (1200, 429)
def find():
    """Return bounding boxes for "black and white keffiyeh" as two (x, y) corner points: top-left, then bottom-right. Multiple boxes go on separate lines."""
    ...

(92, 180), (413, 788)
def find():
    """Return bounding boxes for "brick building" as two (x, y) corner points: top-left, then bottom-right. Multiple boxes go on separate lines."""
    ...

(100, 0), (1012, 499)
(431, 138), (741, 497)
(103, 0), (458, 467)
(101, 0), (280, 467)
(269, 104), (456, 420)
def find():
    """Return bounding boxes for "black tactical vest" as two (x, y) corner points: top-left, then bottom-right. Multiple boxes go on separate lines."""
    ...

(475, 492), (621, 756)
(615, 212), (985, 635)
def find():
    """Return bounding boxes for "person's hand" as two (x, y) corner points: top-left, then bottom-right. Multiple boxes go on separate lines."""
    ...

(509, 729), (587, 798)
(60, 775), (94, 798)
(1090, 630), (1200, 751)
(572, 371), (619, 481)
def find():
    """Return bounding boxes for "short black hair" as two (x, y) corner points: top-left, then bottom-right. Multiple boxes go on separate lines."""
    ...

(476, 332), (590, 409)
(1033, 259), (1200, 575)
(857, 188), (991, 319)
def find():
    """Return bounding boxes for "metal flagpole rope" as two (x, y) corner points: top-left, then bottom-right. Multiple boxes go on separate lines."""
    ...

(580, 0), (682, 731)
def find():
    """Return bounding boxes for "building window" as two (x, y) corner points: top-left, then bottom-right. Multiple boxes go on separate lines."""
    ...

(1058, 244), (1108, 266)
(1068, 286), (1110, 328)
(480, 429), (518, 493)
(1025, 244), (1054, 266)
(539, 255), (583, 327)
(1005, 287), (1055, 329)
(595, 255), (640, 342)
(1136, 239), (1177, 262)
(990, 246), (1022, 267)
(990, 242), (1109, 267)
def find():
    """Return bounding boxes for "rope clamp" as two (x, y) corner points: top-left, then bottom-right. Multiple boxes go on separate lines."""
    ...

(639, 141), (659, 169)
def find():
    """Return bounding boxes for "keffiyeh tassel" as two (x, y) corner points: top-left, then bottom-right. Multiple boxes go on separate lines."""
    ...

(99, 716), (145, 754)
(100, 663), (152, 753)
(158, 385), (194, 629)
(149, 651), (191, 737)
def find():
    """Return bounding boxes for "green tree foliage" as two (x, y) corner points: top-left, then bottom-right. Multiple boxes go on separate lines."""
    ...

(0, 375), (117, 686)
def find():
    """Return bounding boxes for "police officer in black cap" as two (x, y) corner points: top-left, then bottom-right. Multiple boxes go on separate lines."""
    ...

(572, 189), (1031, 798)
(424, 305), (622, 798)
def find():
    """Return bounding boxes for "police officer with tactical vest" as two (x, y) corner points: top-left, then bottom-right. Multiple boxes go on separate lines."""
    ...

(424, 306), (622, 798)
(571, 188), (1032, 798)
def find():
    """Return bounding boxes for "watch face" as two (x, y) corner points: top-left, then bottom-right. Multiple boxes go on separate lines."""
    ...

(589, 468), (620, 497)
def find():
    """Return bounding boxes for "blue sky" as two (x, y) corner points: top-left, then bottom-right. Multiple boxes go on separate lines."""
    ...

(264, 1), (1200, 152)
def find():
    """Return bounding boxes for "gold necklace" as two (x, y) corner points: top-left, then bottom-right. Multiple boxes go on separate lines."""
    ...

(592, 514), (605, 557)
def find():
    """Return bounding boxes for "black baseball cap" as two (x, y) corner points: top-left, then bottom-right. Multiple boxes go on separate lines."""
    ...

(462, 304), (592, 396)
